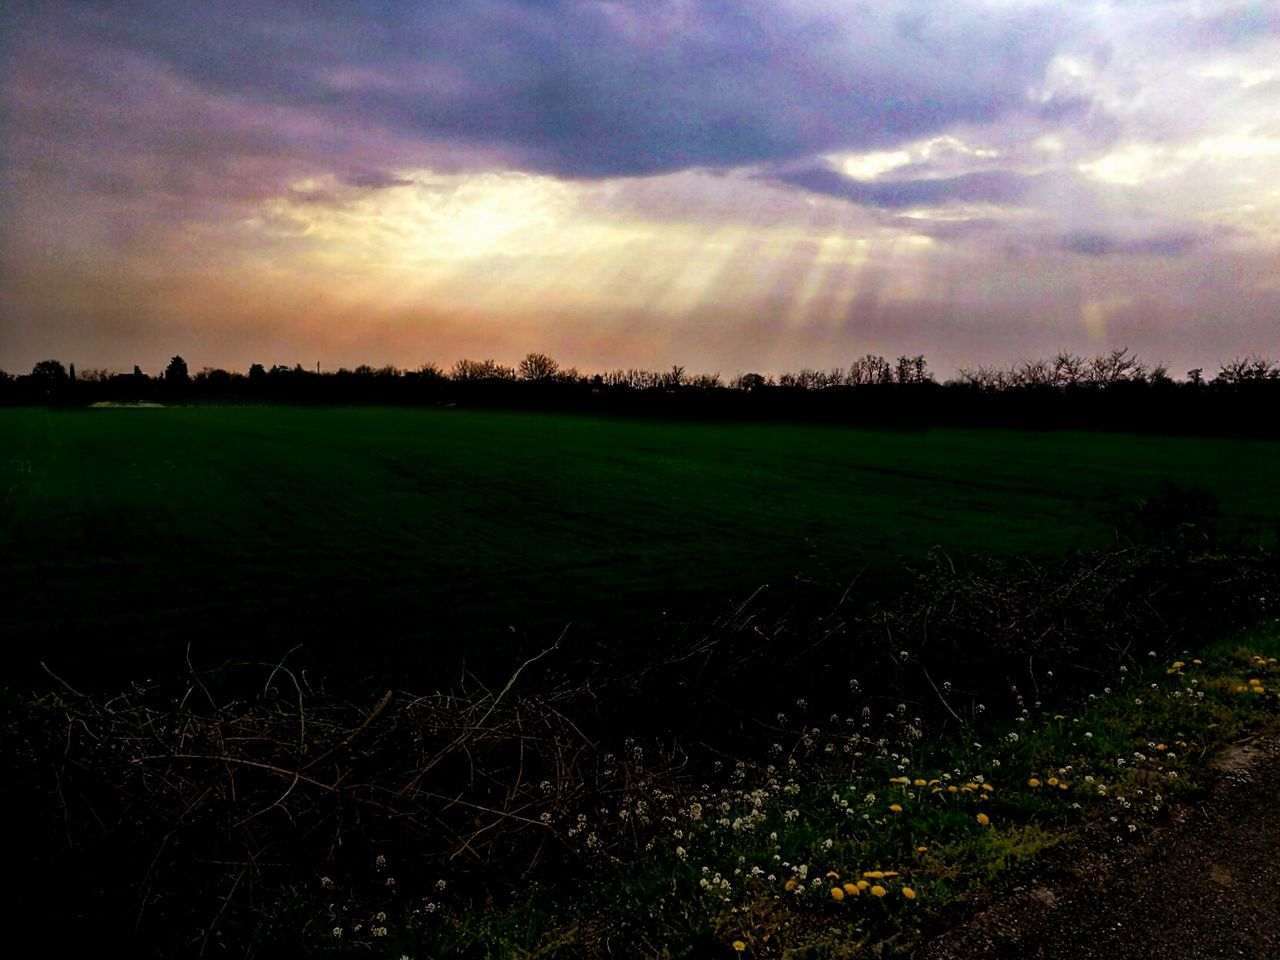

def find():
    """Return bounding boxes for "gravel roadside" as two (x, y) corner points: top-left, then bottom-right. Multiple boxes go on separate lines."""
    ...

(916, 732), (1280, 960)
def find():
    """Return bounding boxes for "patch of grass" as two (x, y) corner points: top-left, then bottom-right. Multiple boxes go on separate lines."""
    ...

(2, 406), (1278, 682)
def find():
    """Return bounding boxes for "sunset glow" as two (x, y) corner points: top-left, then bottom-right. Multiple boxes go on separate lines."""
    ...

(2, 1), (1278, 375)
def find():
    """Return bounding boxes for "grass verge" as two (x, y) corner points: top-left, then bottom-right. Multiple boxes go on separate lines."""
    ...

(384, 623), (1280, 959)
(5, 523), (1278, 957)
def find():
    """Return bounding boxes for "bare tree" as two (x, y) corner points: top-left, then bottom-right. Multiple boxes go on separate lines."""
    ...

(659, 365), (686, 389)
(1215, 355), (1278, 384)
(1084, 348), (1144, 387)
(1051, 351), (1085, 387)
(848, 354), (892, 385)
(1016, 358), (1052, 387)
(452, 358), (516, 381)
(518, 352), (560, 381)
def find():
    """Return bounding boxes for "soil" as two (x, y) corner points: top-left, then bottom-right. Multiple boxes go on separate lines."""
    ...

(916, 732), (1280, 960)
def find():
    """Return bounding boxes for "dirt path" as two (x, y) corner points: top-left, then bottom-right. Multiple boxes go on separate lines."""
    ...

(917, 733), (1280, 960)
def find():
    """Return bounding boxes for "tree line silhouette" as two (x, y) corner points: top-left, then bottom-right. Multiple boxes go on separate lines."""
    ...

(3, 349), (1278, 435)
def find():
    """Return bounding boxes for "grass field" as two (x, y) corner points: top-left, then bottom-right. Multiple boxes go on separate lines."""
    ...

(2, 406), (1278, 681)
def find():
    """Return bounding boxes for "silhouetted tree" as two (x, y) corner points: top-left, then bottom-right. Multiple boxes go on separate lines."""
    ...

(453, 359), (516, 381)
(165, 356), (190, 385)
(660, 365), (686, 389)
(1084, 347), (1144, 386)
(28, 360), (68, 402)
(1215, 356), (1277, 384)
(1051, 351), (1085, 387)
(11, 346), (1278, 435)
(195, 367), (231, 391)
(31, 360), (67, 382)
(848, 354), (893, 385)
(1017, 358), (1052, 387)
(894, 354), (931, 384)
(518, 352), (560, 381)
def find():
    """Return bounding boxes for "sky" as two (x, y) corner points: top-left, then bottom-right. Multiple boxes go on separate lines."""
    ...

(1, 0), (1278, 377)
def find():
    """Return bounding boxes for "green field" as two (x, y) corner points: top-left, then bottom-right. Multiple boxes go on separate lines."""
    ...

(3, 406), (1278, 680)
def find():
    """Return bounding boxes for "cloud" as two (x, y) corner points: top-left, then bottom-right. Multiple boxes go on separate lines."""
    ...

(5, 0), (1280, 379)
(339, 170), (416, 190)
(27, 0), (1074, 179)
(1187, 2), (1280, 49)
(1059, 230), (1203, 257)
(773, 166), (1042, 209)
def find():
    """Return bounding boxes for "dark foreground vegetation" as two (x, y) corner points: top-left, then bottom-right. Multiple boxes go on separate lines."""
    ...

(6, 349), (1280, 435)
(6, 492), (1279, 956)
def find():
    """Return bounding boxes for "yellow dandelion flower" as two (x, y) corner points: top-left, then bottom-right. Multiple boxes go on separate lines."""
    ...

(733, 941), (747, 953)
(1047, 777), (1060, 787)
(916, 845), (928, 853)
(1171, 661), (1186, 670)
(863, 870), (885, 879)
(880, 871), (900, 878)
(1058, 782), (1069, 790)
(830, 886), (845, 902)
(889, 804), (903, 813)
(931, 787), (942, 794)
(825, 871), (840, 879)
(1028, 778), (1042, 788)
(870, 884), (887, 897)
(981, 783), (995, 793)
(913, 778), (927, 787)
(857, 880), (869, 890)
(843, 882), (860, 896)
(1249, 678), (1261, 685)
(785, 877), (798, 891)
(1192, 659), (1202, 665)
(976, 812), (990, 826)
(1237, 685), (1249, 693)
(947, 785), (959, 794)
(1155, 743), (1167, 751)
(902, 886), (917, 900)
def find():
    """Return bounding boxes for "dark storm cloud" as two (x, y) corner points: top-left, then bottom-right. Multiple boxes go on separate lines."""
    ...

(339, 170), (417, 190)
(773, 166), (1042, 209)
(1059, 231), (1203, 257)
(30, 0), (1075, 179)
